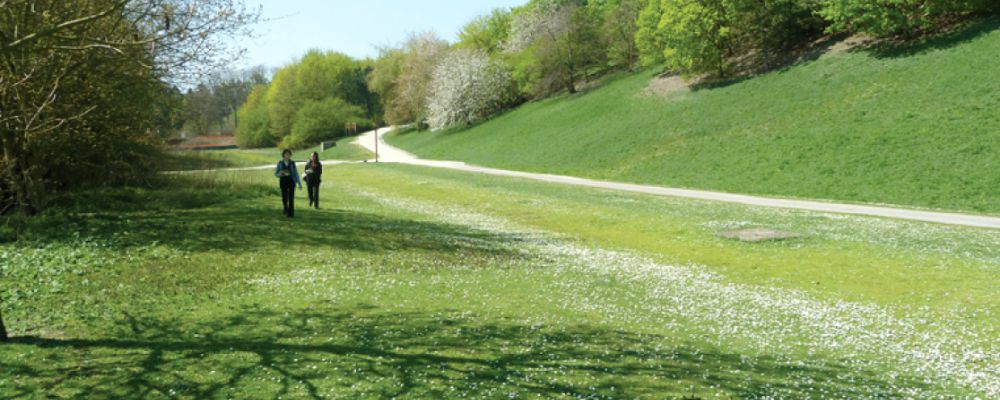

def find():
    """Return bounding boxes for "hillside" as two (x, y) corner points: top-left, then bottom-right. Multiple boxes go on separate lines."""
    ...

(388, 19), (1000, 214)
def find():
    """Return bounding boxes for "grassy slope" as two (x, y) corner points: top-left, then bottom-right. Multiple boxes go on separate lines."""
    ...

(1, 164), (996, 398)
(389, 19), (1000, 214)
(158, 135), (372, 171)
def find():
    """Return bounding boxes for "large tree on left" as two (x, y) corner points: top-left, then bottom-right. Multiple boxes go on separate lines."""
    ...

(0, 0), (257, 341)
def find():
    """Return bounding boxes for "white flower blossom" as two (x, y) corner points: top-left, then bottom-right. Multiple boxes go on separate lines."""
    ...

(426, 49), (514, 131)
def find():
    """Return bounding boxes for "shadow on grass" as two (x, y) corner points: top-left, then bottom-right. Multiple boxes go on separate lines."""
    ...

(691, 35), (843, 92)
(2, 171), (533, 260)
(18, 199), (529, 257)
(1, 304), (929, 399)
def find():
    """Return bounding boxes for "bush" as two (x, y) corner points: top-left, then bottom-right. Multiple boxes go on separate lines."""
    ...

(283, 98), (366, 149)
(819, 0), (998, 37)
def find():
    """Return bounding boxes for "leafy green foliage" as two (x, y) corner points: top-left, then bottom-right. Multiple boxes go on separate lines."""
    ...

(457, 8), (513, 54)
(646, 0), (824, 76)
(366, 47), (406, 125)
(236, 50), (376, 148)
(507, 0), (607, 95)
(636, 0), (668, 65)
(599, 0), (646, 69)
(235, 84), (274, 148)
(285, 98), (366, 149)
(819, 0), (998, 37)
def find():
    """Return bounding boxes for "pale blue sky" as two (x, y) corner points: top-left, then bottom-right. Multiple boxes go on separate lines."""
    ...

(238, 0), (527, 69)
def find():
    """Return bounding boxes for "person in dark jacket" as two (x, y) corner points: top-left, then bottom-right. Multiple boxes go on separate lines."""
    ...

(274, 149), (302, 217)
(304, 151), (323, 209)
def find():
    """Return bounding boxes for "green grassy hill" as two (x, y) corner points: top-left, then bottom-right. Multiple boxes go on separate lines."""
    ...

(389, 19), (1000, 214)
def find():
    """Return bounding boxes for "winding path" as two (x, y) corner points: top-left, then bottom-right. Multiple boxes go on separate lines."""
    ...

(354, 128), (1000, 230)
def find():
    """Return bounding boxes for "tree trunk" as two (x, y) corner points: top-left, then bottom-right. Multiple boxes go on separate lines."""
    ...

(1, 131), (36, 215)
(0, 308), (8, 341)
(10, 158), (36, 216)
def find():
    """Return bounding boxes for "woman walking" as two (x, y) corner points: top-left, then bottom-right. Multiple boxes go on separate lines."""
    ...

(275, 149), (302, 217)
(304, 151), (323, 209)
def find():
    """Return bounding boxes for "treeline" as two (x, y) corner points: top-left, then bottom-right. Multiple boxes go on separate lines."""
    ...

(636, 0), (999, 77)
(354, 0), (999, 132)
(370, 1), (648, 131)
(234, 51), (377, 148)
(182, 67), (270, 136)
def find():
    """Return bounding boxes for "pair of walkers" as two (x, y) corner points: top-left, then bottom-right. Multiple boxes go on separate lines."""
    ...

(274, 149), (322, 217)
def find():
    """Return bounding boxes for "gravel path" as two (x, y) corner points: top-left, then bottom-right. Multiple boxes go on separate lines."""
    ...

(354, 128), (1000, 230)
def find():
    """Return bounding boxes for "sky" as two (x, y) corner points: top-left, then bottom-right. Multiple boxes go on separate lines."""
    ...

(237, 0), (527, 69)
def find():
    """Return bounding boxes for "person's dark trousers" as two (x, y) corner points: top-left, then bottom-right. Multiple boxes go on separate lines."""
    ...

(280, 177), (295, 217)
(307, 181), (320, 208)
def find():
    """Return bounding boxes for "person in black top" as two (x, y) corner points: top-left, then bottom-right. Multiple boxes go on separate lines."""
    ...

(304, 151), (323, 209)
(274, 149), (302, 217)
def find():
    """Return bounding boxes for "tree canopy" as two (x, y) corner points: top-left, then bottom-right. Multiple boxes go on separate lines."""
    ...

(235, 50), (374, 149)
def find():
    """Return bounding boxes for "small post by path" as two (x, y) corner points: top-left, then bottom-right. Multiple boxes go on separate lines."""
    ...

(375, 128), (379, 163)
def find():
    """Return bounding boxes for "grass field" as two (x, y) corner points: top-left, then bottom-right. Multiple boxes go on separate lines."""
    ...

(2, 164), (996, 398)
(159, 135), (373, 172)
(388, 18), (1000, 214)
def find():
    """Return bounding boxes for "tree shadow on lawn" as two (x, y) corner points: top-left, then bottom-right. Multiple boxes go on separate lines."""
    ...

(24, 205), (532, 257)
(14, 177), (533, 257)
(1, 304), (931, 399)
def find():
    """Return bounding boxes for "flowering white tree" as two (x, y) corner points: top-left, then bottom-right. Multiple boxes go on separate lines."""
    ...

(426, 49), (514, 131)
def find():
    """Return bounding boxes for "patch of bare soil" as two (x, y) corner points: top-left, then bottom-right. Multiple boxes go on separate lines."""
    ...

(643, 74), (691, 98)
(823, 34), (874, 57)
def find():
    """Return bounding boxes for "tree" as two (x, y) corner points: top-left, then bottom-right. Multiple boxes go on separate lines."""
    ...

(426, 49), (515, 131)
(818, 0), (997, 37)
(636, 0), (668, 66)
(235, 84), (273, 148)
(184, 84), (223, 135)
(385, 32), (449, 126)
(284, 98), (365, 149)
(457, 8), (513, 55)
(213, 66), (269, 131)
(2, 0), (257, 212)
(600, 0), (645, 70)
(508, 0), (605, 95)
(180, 67), (267, 136)
(152, 86), (186, 138)
(252, 50), (375, 145)
(367, 46), (406, 125)
(1, 0), (257, 341)
(642, 0), (823, 77)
